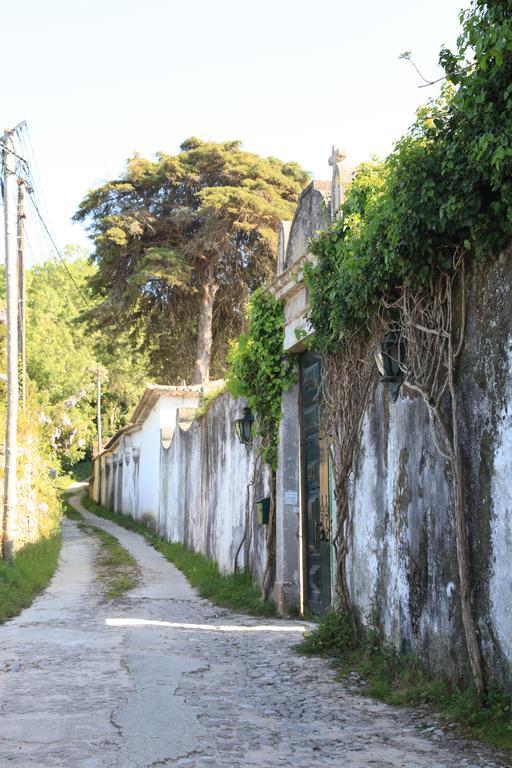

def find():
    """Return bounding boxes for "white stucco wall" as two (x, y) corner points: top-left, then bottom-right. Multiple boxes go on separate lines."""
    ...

(160, 394), (269, 582)
(95, 391), (269, 585)
(490, 342), (512, 668)
(348, 388), (458, 676)
(127, 394), (200, 523)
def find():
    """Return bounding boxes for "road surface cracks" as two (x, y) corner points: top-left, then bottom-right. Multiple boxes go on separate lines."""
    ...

(0, 489), (509, 767)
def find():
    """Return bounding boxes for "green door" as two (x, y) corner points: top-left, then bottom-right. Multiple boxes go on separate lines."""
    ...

(300, 352), (331, 614)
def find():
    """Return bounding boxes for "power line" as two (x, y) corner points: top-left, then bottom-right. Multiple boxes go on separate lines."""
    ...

(1, 129), (96, 366)
(0, 144), (29, 167)
(27, 191), (93, 311)
(16, 126), (54, 234)
(8, 123), (94, 313)
(3, 222), (93, 387)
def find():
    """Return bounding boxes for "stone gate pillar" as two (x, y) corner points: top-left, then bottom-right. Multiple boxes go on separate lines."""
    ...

(275, 382), (302, 612)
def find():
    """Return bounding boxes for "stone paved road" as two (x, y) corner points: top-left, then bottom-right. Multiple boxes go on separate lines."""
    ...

(0, 489), (510, 768)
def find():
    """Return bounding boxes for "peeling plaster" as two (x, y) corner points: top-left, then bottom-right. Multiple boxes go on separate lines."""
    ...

(490, 342), (512, 668)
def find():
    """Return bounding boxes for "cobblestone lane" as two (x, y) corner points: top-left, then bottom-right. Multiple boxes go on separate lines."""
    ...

(0, 492), (509, 768)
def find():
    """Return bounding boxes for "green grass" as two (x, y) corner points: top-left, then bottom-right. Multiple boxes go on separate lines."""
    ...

(64, 495), (139, 600)
(81, 494), (277, 617)
(57, 460), (92, 490)
(77, 521), (139, 599)
(62, 493), (82, 520)
(0, 533), (61, 623)
(297, 611), (512, 751)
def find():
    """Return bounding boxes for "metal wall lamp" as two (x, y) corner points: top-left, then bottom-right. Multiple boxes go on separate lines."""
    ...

(234, 406), (254, 445)
(374, 331), (405, 403)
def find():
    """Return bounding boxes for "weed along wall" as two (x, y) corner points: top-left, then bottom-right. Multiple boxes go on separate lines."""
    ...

(90, 387), (270, 586)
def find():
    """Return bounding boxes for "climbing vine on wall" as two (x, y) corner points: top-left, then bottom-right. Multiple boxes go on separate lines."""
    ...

(306, 0), (512, 351)
(227, 288), (296, 470)
(227, 288), (297, 601)
(304, 0), (512, 695)
(320, 337), (376, 615)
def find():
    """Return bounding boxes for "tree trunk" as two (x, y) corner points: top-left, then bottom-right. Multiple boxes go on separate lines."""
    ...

(193, 264), (219, 385)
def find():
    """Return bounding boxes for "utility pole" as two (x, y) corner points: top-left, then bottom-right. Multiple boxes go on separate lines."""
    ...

(96, 367), (102, 501)
(17, 179), (26, 410)
(2, 131), (19, 561)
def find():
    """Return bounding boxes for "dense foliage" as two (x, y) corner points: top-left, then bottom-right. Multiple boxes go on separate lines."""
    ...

(0, 534), (61, 623)
(75, 139), (308, 384)
(0, 374), (62, 564)
(24, 253), (147, 468)
(305, 0), (512, 350)
(227, 290), (296, 469)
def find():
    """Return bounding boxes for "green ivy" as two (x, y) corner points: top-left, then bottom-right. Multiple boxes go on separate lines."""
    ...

(305, 0), (512, 351)
(227, 289), (296, 469)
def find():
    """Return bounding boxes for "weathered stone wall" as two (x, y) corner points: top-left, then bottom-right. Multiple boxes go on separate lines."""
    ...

(160, 394), (270, 584)
(284, 181), (329, 270)
(347, 249), (512, 689)
(93, 393), (270, 586)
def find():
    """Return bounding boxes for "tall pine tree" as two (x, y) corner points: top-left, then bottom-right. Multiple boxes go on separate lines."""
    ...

(75, 138), (309, 384)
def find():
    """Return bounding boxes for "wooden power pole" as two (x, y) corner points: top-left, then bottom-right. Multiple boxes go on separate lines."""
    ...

(17, 179), (26, 410)
(96, 367), (102, 453)
(2, 131), (19, 561)
(96, 367), (102, 501)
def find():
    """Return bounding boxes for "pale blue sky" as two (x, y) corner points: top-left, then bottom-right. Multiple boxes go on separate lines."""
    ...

(1, 0), (465, 261)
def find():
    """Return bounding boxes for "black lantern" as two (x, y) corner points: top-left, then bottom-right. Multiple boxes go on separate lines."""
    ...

(234, 406), (254, 445)
(374, 332), (405, 402)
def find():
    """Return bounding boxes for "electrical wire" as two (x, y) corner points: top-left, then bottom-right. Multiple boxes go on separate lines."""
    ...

(0, 142), (29, 168)
(0, 124), (100, 409)
(9, 124), (95, 313)
(26, 191), (93, 310)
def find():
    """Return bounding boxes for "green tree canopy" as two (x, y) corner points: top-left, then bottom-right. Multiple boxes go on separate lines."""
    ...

(25, 250), (147, 468)
(306, 0), (512, 351)
(75, 138), (309, 384)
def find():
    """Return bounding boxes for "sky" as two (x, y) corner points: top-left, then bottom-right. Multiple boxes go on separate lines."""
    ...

(1, 0), (466, 263)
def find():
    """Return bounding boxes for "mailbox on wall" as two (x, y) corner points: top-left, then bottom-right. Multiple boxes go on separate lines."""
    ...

(255, 497), (270, 525)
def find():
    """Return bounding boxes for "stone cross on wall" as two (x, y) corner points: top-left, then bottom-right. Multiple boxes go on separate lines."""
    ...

(328, 144), (347, 222)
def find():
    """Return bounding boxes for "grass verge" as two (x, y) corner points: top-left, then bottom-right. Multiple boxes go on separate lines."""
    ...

(297, 611), (512, 751)
(81, 494), (277, 617)
(64, 494), (139, 599)
(57, 460), (92, 491)
(78, 521), (140, 599)
(0, 533), (61, 623)
(62, 492), (82, 520)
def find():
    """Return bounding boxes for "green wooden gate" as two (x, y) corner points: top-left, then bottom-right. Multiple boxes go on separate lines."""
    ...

(300, 352), (331, 614)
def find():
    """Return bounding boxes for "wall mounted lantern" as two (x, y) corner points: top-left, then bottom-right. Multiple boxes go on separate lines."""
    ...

(234, 406), (254, 446)
(374, 332), (405, 402)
